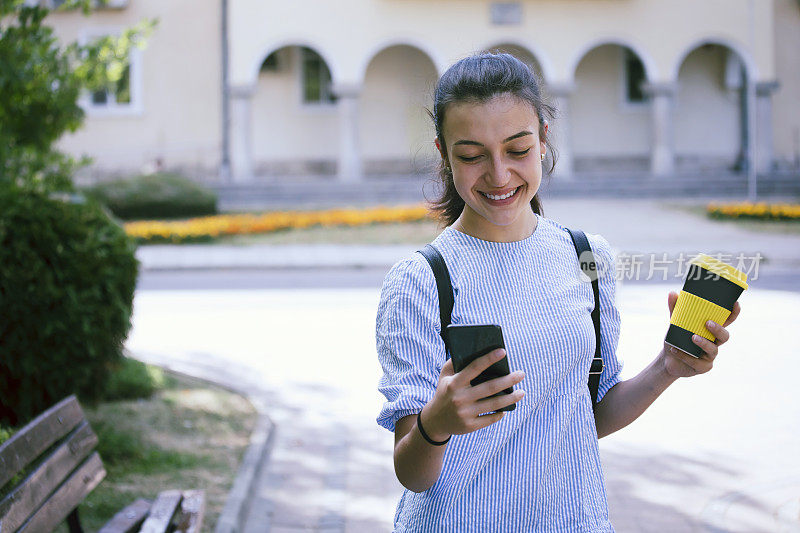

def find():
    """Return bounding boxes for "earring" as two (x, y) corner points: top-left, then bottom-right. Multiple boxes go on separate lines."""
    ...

(540, 153), (545, 162)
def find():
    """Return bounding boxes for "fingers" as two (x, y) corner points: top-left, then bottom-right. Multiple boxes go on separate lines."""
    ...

(690, 333), (719, 360)
(722, 301), (741, 328)
(705, 320), (730, 346)
(473, 389), (525, 416)
(472, 410), (505, 431)
(440, 357), (454, 377)
(667, 291), (679, 315)
(669, 345), (714, 372)
(458, 348), (507, 384)
(469, 370), (525, 400)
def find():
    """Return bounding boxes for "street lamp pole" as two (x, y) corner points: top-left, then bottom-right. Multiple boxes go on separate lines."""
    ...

(746, 0), (758, 202)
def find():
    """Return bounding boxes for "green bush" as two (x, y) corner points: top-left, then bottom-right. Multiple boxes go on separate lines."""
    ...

(0, 425), (13, 446)
(0, 187), (138, 426)
(103, 357), (166, 401)
(82, 172), (218, 220)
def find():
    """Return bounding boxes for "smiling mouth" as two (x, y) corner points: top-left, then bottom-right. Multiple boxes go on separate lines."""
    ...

(480, 186), (521, 201)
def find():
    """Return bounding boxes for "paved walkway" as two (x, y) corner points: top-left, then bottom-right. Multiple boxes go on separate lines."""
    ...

(129, 198), (800, 532)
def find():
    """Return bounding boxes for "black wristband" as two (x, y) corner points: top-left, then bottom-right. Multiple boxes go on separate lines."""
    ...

(417, 411), (451, 446)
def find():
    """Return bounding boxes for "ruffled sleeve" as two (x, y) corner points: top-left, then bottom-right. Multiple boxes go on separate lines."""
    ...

(586, 233), (623, 402)
(375, 254), (448, 432)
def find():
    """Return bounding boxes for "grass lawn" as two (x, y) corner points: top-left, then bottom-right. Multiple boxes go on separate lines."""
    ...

(46, 369), (258, 532)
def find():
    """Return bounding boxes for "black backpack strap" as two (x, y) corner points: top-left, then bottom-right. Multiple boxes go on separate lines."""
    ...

(566, 228), (604, 411)
(417, 244), (454, 353)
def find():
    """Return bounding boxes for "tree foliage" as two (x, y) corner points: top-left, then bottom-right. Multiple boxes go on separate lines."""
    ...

(0, 0), (155, 193)
(0, 187), (139, 426)
(0, 0), (150, 425)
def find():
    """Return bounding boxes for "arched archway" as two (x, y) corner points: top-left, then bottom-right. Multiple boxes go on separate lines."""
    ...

(485, 42), (549, 83)
(671, 38), (757, 84)
(357, 38), (444, 81)
(360, 44), (439, 174)
(673, 42), (753, 171)
(570, 43), (652, 172)
(247, 40), (339, 89)
(251, 45), (339, 176)
(569, 39), (656, 84)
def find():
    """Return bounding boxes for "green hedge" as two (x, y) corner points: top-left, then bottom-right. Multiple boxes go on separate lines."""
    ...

(103, 357), (167, 401)
(0, 187), (138, 426)
(81, 172), (218, 221)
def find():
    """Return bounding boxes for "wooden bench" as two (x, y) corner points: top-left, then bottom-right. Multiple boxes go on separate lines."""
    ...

(0, 395), (205, 533)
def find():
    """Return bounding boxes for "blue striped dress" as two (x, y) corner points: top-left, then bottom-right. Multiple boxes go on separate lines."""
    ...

(375, 212), (622, 532)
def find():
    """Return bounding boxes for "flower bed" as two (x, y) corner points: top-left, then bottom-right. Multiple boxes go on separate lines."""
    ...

(706, 202), (800, 221)
(124, 204), (432, 244)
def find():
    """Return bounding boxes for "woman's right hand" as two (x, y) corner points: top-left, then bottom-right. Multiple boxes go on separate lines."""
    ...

(419, 348), (526, 441)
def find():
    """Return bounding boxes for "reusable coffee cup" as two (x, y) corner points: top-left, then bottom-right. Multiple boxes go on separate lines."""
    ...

(665, 253), (748, 358)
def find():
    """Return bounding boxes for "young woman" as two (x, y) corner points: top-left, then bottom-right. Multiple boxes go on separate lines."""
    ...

(375, 52), (741, 532)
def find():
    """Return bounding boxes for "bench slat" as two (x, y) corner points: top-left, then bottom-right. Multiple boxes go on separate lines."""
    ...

(138, 490), (182, 533)
(0, 421), (98, 533)
(16, 452), (106, 533)
(174, 490), (205, 533)
(97, 498), (152, 533)
(0, 396), (84, 490)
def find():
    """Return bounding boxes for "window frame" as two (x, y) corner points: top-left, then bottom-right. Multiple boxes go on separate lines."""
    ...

(298, 47), (337, 109)
(78, 26), (144, 117)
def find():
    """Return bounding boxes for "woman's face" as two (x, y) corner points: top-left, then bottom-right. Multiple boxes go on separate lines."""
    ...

(438, 93), (546, 242)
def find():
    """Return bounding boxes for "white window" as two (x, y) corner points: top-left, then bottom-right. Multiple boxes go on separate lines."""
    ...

(79, 28), (143, 116)
(300, 47), (336, 105)
(90, 63), (131, 106)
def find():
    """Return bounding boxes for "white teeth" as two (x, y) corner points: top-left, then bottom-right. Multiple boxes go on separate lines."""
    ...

(483, 187), (518, 201)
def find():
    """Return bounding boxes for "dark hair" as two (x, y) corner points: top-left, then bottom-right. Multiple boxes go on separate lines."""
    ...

(427, 52), (557, 225)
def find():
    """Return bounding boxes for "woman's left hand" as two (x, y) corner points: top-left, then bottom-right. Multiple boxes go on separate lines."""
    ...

(661, 290), (742, 378)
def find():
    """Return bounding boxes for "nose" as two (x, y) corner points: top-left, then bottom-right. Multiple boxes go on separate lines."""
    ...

(485, 153), (511, 188)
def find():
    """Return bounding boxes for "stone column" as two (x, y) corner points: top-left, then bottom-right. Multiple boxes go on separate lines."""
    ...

(229, 85), (255, 183)
(642, 82), (677, 177)
(755, 81), (779, 174)
(331, 82), (363, 182)
(547, 83), (574, 180)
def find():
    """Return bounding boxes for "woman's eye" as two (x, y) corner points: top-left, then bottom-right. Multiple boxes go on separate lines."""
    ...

(457, 155), (481, 162)
(510, 148), (531, 157)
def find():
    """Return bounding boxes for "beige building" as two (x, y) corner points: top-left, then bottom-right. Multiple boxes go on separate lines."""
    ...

(49, 0), (800, 185)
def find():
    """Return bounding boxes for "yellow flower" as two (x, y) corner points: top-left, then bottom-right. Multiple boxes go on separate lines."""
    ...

(124, 203), (433, 243)
(705, 201), (800, 220)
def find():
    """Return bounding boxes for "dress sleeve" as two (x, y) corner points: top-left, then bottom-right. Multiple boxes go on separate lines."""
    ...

(375, 255), (447, 432)
(586, 233), (623, 403)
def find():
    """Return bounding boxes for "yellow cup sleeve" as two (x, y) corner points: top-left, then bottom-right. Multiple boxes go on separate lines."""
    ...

(670, 290), (731, 341)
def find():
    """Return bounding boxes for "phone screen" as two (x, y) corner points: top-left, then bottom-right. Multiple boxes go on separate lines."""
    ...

(444, 324), (515, 412)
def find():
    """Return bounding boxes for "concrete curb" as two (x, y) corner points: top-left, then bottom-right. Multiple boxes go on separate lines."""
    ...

(125, 350), (277, 533)
(135, 244), (417, 271)
(215, 409), (275, 533)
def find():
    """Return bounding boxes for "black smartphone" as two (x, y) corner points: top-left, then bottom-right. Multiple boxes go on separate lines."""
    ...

(444, 324), (515, 412)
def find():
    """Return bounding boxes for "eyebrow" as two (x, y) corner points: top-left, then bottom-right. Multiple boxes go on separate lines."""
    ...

(453, 130), (533, 147)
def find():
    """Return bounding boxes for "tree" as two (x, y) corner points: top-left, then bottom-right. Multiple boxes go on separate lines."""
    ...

(0, 0), (153, 425)
(0, 0), (155, 193)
